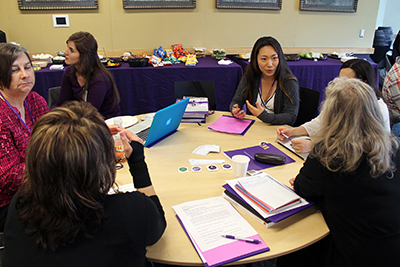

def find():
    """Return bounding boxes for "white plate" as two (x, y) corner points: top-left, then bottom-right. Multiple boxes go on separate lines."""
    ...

(105, 116), (138, 128)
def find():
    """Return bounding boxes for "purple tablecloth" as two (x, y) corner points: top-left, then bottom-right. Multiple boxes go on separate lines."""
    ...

(32, 56), (243, 115)
(231, 56), (379, 105)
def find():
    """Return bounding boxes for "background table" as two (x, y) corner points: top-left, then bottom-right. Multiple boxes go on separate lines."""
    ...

(116, 112), (329, 266)
(231, 56), (379, 105)
(32, 56), (243, 115)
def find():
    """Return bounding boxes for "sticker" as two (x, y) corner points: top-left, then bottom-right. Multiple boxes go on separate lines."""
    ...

(191, 166), (202, 172)
(178, 166), (189, 173)
(206, 165), (218, 172)
(222, 163), (232, 170)
(259, 141), (270, 150)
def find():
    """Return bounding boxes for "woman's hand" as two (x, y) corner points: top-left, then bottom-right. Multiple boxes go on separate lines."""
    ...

(120, 130), (144, 159)
(246, 100), (263, 117)
(289, 177), (296, 188)
(108, 124), (124, 136)
(291, 139), (312, 153)
(231, 104), (246, 119)
(276, 127), (294, 141)
(276, 126), (309, 140)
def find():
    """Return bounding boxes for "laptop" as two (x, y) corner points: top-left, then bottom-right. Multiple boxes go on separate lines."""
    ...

(128, 98), (189, 147)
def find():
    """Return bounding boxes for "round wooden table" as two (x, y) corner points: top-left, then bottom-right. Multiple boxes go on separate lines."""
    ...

(116, 111), (329, 266)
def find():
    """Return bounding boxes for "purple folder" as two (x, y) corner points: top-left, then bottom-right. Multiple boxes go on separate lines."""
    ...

(175, 215), (270, 267)
(224, 143), (295, 171)
(223, 183), (313, 224)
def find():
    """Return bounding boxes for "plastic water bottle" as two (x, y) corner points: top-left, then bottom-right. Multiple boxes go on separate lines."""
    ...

(113, 118), (126, 163)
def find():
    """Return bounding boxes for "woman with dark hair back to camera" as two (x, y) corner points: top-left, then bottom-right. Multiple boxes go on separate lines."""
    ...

(284, 77), (400, 267)
(0, 43), (48, 231)
(3, 101), (166, 267)
(277, 58), (390, 153)
(54, 31), (121, 119)
(230, 36), (300, 125)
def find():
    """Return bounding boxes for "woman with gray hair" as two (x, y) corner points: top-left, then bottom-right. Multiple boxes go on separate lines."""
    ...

(0, 43), (48, 231)
(289, 77), (400, 266)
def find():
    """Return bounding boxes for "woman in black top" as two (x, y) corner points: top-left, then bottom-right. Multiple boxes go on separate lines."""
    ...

(3, 101), (166, 267)
(230, 36), (299, 125)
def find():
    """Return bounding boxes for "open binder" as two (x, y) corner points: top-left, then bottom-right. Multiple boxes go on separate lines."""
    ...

(223, 173), (313, 227)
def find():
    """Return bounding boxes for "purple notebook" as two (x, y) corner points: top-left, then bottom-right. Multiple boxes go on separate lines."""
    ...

(223, 183), (313, 224)
(224, 143), (295, 171)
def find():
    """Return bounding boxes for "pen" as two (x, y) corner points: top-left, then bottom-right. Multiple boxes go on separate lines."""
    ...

(221, 235), (261, 244)
(280, 132), (292, 141)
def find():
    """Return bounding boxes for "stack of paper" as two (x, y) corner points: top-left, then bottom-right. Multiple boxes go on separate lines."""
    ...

(173, 196), (269, 267)
(181, 97), (209, 123)
(223, 173), (312, 227)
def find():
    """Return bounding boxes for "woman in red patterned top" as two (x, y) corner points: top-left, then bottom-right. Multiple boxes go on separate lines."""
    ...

(0, 43), (48, 231)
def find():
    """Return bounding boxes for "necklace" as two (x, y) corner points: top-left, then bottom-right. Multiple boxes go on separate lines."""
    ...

(258, 78), (276, 109)
(0, 91), (34, 133)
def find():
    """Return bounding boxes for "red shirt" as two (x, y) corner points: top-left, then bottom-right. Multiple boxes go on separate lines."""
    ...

(0, 91), (48, 207)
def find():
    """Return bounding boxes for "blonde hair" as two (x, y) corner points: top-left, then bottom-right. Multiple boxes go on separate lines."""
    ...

(311, 77), (397, 178)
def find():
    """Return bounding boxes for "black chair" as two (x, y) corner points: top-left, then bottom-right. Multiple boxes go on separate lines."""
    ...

(174, 81), (216, 110)
(0, 30), (6, 43)
(0, 231), (4, 266)
(370, 27), (394, 69)
(293, 87), (320, 127)
(48, 86), (61, 109)
(391, 31), (400, 63)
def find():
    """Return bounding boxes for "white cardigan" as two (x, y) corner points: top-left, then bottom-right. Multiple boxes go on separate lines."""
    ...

(302, 98), (391, 136)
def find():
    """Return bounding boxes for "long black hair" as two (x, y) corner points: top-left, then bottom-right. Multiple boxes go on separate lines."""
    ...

(243, 36), (298, 103)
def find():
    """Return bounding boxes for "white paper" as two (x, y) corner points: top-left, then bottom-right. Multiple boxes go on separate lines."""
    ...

(237, 173), (299, 210)
(173, 196), (258, 252)
(189, 159), (225, 165)
(192, 145), (220, 156)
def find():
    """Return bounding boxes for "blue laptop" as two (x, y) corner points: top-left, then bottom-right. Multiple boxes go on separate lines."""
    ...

(128, 98), (189, 147)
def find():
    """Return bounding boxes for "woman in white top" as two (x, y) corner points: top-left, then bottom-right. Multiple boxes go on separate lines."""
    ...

(277, 59), (390, 153)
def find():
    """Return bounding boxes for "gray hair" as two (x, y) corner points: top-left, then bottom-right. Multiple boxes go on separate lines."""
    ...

(311, 77), (397, 178)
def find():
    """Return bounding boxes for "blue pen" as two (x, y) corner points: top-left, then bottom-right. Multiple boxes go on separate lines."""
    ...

(221, 235), (261, 244)
(280, 132), (292, 141)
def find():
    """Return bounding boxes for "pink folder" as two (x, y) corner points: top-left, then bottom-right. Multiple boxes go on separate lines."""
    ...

(176, 216), (270, 267)
(208, 115), (254, 135)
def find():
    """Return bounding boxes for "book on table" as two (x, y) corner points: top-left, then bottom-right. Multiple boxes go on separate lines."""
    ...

(223, 172), (313, 227)
(172, 196), (270, 267)
(180, 97), (209, 123)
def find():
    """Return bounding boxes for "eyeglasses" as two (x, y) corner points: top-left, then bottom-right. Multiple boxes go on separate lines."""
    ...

(116, 158), (124, 170)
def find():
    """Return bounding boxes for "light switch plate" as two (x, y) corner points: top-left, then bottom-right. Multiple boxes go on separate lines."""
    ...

(53, 15), (69, 28)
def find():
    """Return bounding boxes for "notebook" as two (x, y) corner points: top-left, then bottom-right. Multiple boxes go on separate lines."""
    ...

(128, 98), (189, 147)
